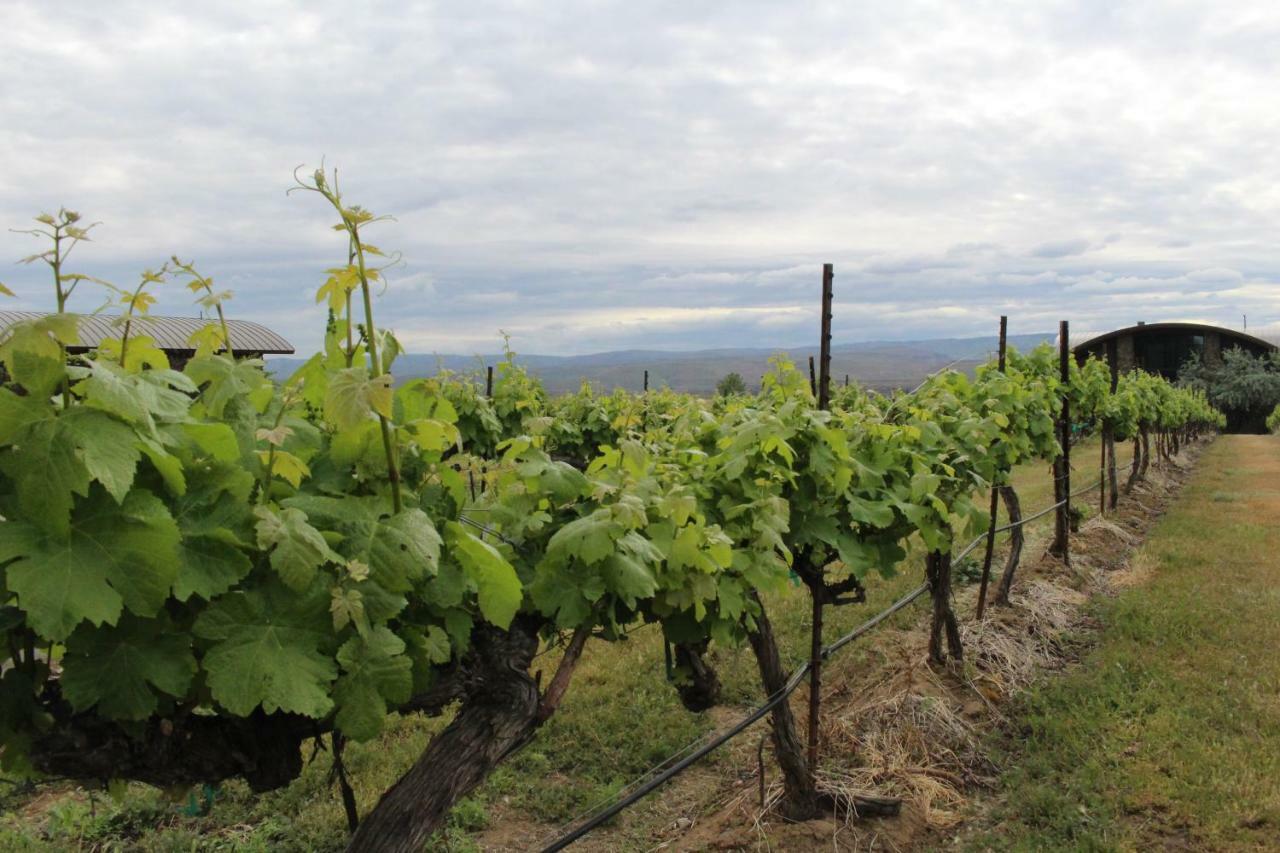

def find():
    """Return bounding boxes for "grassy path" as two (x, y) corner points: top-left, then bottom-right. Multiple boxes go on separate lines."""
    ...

(968, 435), (1280, 851)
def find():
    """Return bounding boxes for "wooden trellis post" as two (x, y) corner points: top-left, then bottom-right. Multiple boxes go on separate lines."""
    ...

(975, 315), (1007, 618)
(1051, 320), (1071, 564)
(807, 263), (834, 783)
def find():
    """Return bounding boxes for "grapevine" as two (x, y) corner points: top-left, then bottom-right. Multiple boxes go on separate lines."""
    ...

(0, 179), (1225, 850)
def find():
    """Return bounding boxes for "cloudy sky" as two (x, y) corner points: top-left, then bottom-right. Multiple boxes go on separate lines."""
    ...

(2, 1), (1278, 356)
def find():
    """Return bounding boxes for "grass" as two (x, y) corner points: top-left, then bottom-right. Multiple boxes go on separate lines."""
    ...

(0, 437), (1124, 851)
(966, 435), (1280, 851)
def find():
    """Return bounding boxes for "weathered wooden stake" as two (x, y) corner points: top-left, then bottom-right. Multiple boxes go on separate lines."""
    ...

(1099, 427), (1107, 514)
(817, 263), (833, 410)
(807, 263), (834, 785)
(808, 355), (817, 397)
(975, 315), (1007, 619)
(1051, 320), (1071, 564)
(1108, 343), (1120, 510)
(643, 369), (649, 392)
(485, 365), (494, 398)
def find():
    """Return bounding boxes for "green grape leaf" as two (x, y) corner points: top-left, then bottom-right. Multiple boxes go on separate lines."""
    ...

(418, 559), (468, 609)
(419, 624), (452, 664)
(0, 314), (78, 398)
(185, 354), (269, 419)
(658, 492), (698, 526)
(0, 488), (180, 641)
(286, 353), (329, 411)
(847, 497), (896, 529)
(170, 463), (255, 601)
(602, 553), (658, 607)
(316, 265), (361, 312)
(329, 419), (382, 468)
(401, 625), (451, 694)
(330, 586), (367, 633)
(176, 537), (252, 603)
(544, 510), (620, 566)
(516, 454), (589, 503)
(445, 522), (522, 629)
(717, 577), (746, 621)
(253, 506), (341, 591)
(0, 388), (50, 444)
(193, 580), (336, 718)
(403, 418), (460, 455)
(182, 422), (241, 462)
(442, 609), (473, 654)
(283, 496), (441, 595)
(332, 626), (413, 741)
(138, 437), (186, 496)
(324, 367), (393, 431)
(530, 566), (595, 628)
(260, 449), (310, 488)
(0, 404), (146, 532)
(60, 408), (140, 504)
(0, 419), (88, 537)
(73, 361), (193, 434)
(60, 615), (196, 720)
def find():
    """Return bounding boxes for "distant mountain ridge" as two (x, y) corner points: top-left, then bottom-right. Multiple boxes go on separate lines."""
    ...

(268, 332), (1054, 395)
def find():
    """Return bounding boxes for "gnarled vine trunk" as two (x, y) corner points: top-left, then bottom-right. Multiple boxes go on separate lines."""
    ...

(345, 620), (542, 853)
(1125, 435), (1142, 492)
(745, 593), (819, 820)
(1139, 427), (1151, 479)
(994, 484), (1024, 606)
(926, 550), (963, 663)
(672, 640), (722, 712)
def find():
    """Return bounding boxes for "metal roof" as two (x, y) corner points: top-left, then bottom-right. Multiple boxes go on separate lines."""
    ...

(0, 311), (294, 355)
(1074, 321), (1277, 354)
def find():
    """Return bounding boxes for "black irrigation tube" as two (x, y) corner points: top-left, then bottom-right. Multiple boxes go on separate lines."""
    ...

(538, 581), (928, 853)
(822, 582), (930, 658)
(536, 469), (1133, 852)
(539, 662), (813, 851)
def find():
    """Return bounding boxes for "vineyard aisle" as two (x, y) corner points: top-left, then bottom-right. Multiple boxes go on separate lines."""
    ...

(966, 435), (1280, 851)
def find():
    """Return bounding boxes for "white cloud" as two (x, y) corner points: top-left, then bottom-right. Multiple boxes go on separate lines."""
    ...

(2, 1), (1279, 355)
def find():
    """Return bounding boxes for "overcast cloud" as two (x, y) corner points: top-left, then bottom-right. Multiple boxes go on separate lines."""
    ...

(2, 1), (1278, 355)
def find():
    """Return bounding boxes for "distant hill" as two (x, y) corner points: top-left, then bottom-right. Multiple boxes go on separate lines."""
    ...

(268, 332), (1053, 396)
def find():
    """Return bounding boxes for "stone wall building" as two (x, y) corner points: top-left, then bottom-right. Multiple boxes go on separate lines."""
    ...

(1073, 321), (1275, 380)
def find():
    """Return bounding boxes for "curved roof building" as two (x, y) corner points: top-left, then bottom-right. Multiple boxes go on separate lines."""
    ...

(1073, 321), (1275, 380)
(0, 311), (293, 368)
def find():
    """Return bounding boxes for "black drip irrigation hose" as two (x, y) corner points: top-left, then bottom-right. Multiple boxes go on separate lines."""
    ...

(535, 468), (1133, 851)
(537, 582), (927, 853)
(538, 666), (812, 852)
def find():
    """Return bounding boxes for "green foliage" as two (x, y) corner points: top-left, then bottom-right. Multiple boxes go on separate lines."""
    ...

(193, 580), (338, 718)
(715, 372), (747, 397)
(0, 184), (1227, 820)
(0, 488), (180, 641)
(1180, 348), (1280, 432)
(61, 615), (197, 720)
